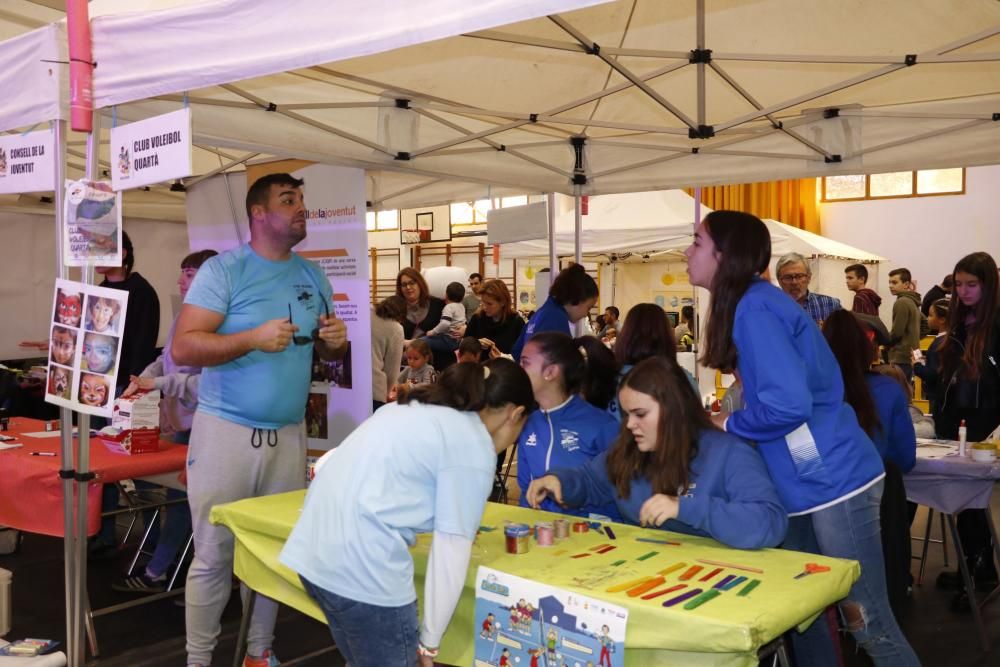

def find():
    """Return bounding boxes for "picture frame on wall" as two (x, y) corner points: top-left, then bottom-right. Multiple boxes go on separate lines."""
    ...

(400, 205), (452, 244)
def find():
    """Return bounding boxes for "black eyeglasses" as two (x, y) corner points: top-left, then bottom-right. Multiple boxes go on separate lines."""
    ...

(288, 301), (330, 346)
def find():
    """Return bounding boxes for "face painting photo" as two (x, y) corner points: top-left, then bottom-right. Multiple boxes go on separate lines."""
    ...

(85, 295), (121, 334)
(50, 326), (78, 366)
(47, 365), (73, 400)
(78, 373), (110, 408)
(82, 332), (118, 374)
(54, 289), (83, 327)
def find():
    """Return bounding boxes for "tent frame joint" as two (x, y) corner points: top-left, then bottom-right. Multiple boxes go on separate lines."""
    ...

(992, 113), (1000, 121)
(904, 54), (917, 66)
(688, 125), (715, 139)
(823, 107), (840, 119)
(265, 102), (277, 112)
(395, 98), (411, 109)
(689, 48), (712, 64)
(824, 154), (842, 163)
(395, 151), (411, 161)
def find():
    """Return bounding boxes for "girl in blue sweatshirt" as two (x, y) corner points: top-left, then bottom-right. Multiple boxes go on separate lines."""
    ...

(517, 332), (621, 520)
(525, 357), (787, 549)
(685, 211), (917, 667)
(511, 263), (598, 360)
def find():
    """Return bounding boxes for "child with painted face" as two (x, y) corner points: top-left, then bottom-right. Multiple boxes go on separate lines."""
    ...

(281, 360), (536, 667)
(525, 357), (787, 549)
(82, 332), (118, 374)
(50, 325), (77, 366)
(516, 332), (621, 521)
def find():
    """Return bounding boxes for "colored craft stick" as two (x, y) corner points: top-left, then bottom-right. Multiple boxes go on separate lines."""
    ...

(596, 545), (617, 554)
(589, 543), (610, 551)
(611, 560), (626, 567)
(737, 579), (761, 597)
(478, 525), (496, 532)
(714, 574), (736, 590)
(571, 553), (592, 559)
(604, 525), (617, 540)
(722, 575), (748, 591)
(626, 576), (666, 598)
(678, 565), (704, 581)
(636, 551), (659, 561)
(658, 562), (687, 577)
(663, 588), (703, 608)
(696, 558), (764, 574)
(606, 576), (654, 593)
(699, 567), (723, 582)
(683, 589), (721, 610)
(635, 537), (682, 546)
(589, 522), (602, 530)
(641, 584), (686, 600)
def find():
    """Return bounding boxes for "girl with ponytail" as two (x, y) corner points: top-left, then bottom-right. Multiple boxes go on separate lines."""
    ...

(281, 359), (536, 666)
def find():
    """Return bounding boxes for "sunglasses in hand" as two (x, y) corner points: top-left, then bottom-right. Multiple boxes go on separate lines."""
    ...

(288, 300), (330, 346)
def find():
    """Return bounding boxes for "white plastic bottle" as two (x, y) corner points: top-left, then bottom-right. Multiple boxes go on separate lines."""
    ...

(959, 419), (967, 457)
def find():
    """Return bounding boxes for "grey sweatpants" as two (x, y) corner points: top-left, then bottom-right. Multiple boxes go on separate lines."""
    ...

(185, 410), (306, 666)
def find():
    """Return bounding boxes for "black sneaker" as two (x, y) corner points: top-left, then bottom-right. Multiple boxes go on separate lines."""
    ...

(111, 573), (166, 594)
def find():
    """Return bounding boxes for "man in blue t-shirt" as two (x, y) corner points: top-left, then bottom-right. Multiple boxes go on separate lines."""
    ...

(172, 173), (348, 667)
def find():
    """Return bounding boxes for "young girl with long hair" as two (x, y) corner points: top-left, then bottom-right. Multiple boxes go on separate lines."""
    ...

(511, 263), (598, 360)
(517, 332), (620, 520)
(281, 360), (535, 667)
(685, 210), (917, 666)
(933, 252), (1000, 605)
(525, 357), (786, 549)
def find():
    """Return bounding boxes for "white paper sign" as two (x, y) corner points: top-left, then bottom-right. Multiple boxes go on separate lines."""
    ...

(0, 129), (55, 194)
(44, 278), (129, 419)
(110, 108), (193, 190)
(63, 179), (123, 267)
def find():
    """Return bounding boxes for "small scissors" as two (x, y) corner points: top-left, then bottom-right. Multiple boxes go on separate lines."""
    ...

(794, 563), (831, 579)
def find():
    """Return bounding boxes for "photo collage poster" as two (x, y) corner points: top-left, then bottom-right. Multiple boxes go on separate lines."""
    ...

(473, 566), (628, 667)
(63, 179), (123, 267)
(44, 278), (129, 418)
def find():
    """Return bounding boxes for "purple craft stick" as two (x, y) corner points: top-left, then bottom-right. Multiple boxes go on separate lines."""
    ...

(714, 575), (736, 590)
(723, 575), (748, 591)
(663, 588), (703, 607)
(604, 525), (617, 540)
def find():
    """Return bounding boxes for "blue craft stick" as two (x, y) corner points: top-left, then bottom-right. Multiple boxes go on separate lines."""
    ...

(722, 575), (748, 591)
(604, 525), (617, 540)
(589, 521), (602, 530)
(714, 574), (736, 590)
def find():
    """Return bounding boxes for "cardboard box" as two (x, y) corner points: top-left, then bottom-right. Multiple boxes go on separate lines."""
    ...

(101, 389), (161, 454)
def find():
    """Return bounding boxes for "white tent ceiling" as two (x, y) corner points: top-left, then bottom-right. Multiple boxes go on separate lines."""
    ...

(2, 0), (999, 211)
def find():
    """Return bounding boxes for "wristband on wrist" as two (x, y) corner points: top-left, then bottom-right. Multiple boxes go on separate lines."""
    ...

(418, 643), (439, 658)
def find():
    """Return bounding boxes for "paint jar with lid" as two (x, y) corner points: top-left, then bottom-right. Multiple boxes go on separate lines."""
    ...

(504, 523), (531, 555)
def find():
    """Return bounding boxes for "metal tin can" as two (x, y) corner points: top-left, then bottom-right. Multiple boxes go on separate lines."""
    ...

(572, 521), (590, 534)
(504, 523), (531, 554)
(535, 521), (554, 547)
(553, 518), (570, 540)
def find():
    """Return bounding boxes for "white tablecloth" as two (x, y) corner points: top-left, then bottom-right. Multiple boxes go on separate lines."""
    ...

(903, 441), (1000, 514)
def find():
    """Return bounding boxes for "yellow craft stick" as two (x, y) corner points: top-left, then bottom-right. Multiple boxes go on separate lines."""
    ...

(627, 575), (666, 597)
(658, 562), (687, 577)
(606, 575), (654, 593)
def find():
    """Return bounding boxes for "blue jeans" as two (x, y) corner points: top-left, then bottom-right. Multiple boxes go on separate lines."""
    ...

(301, 576), (418, 667)
(136, 430), (192, 577)
(783, 480), (920, 666)
(421, 334), (459, 355)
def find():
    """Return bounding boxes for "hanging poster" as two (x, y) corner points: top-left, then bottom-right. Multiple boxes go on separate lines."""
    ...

(44, 278), (129, 418)
(0, 129), (55, 194)
(474, 566), (628, 667)
(63, 179), (122, 267)
(110, 107), (193, 191)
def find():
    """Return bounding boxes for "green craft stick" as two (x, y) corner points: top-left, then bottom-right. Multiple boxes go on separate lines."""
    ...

(737, 579), (761, 597)
(683, 588), (721, 610)
(611, 560), (626, 567)
(636, 551), (659, 561)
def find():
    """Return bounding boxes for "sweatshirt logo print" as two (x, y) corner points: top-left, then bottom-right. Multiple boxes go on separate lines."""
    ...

(559, 429), (581, 452)
(525, 432), (538, 447)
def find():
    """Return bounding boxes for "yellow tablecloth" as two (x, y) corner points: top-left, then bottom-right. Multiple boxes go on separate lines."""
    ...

(210, 492), (859, 667)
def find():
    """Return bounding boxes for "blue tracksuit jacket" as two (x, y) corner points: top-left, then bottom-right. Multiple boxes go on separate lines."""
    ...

(511, 296), (571, 360)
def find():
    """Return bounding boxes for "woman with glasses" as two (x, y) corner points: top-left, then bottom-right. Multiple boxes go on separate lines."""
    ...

(685, 211), (917, 666)
(396, 268), (445, 343)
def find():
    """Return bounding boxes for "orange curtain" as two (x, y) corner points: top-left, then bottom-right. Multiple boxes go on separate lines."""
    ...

(686, 179), (819, 233)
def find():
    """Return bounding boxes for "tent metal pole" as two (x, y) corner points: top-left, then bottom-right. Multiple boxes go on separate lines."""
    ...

(842, 118), (987, 161)
(696, 0), (706, 128)
(53, 118), (80, 667)
(573, 186), (582, 266)
(547, 193), (557, 288)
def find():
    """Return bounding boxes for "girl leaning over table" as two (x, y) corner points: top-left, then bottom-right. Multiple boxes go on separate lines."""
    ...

(525, 356), (788, 549)
(931, 252), (1000, 607)
(279, 359), (535, 667)
(684, 211), (919, 666)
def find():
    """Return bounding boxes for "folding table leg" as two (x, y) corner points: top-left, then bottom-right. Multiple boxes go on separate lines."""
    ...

(946, 513), (989, 651)
(978, 506), (1000, 608)
(167, 533), (194, 592)
(84, 592), (99, 657)
(917, 507), (934, 585)
(232, 588), (255, 667)
(126, 508), (160, 577)
(940, 511), (949, 567)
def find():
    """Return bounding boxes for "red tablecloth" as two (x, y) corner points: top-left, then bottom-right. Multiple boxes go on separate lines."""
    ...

(0, 417), (186, 537)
